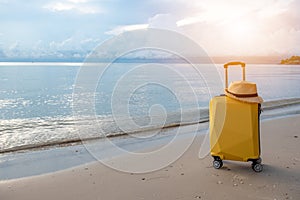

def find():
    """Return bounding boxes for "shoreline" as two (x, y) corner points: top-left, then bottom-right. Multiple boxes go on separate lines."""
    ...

(1, 97), (300, 155)
(0, 115), (299, 199)
(0, 113), (299, 180)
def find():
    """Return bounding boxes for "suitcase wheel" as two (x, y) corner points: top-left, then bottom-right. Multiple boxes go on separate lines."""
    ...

(213, 157), (223, 169)
(252, 162), (263, 172)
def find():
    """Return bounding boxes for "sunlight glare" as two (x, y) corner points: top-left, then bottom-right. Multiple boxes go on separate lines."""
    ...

(225, 19), (256, 41)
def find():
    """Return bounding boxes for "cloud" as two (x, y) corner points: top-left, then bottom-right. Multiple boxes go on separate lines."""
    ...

(44, 2), (74, 12)
(106, 13), (181, 36)
(67, 0), (88, 3)
(148, 14), (179, 31)
(173, 0), (299, 56)
(49, 35), (101, 51)
(176, 0), (294, 27)
(43, 0), (103, 14)
(256, 0), (294, 18)
(105, 24), (149, 35)
(261, 28), (300, 55)
(79, 38), (102, 50)
(50, 37), (79, 51)
(1, 0), (299, 58)
(176, 15), (203, 27)
(5, 41), (27, 57)
(9, 41), (20, 51)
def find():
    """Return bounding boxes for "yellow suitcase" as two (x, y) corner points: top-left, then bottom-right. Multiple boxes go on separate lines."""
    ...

(209, 61), (263, 172)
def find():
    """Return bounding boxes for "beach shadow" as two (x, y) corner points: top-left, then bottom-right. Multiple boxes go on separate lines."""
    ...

(218, 161), (300, 183)
(258, 164), (300, 182)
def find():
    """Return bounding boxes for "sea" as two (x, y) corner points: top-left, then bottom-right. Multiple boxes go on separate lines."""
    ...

(1, 62), (300, 153)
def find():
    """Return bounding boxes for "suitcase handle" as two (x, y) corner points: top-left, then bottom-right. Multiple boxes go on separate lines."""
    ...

(224, 61), (246, 89)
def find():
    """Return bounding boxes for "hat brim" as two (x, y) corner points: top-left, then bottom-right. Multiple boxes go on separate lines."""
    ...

(225, 90), (263, 104)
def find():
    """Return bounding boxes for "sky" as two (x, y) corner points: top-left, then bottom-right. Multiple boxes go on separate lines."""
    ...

(0, 0), (299, 59)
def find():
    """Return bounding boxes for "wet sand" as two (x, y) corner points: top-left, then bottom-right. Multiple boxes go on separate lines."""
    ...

(0, 115), (299, 200)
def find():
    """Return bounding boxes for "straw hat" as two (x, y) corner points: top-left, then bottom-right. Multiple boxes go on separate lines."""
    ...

(225, 81), (263, 104)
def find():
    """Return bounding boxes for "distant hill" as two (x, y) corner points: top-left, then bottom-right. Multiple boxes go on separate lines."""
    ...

(211, 56), (282, 64)
(280, 56), (300, 65)
(0, 55), (283, 64)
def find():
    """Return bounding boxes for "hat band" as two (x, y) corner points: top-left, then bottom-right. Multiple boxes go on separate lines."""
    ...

(226, 89), (258, 98)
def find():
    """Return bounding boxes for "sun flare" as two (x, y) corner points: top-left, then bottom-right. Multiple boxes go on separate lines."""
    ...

(225, 20), (256, 41)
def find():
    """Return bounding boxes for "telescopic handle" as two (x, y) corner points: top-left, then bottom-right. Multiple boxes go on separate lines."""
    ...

(224, 61), (246, 89)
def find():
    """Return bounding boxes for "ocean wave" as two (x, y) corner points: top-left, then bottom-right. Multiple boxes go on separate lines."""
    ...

(1, 98), (300, 154)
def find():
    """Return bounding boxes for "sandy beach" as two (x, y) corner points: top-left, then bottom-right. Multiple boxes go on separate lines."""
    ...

(1, 0), (300, 199)
(0, 115), (299, 200)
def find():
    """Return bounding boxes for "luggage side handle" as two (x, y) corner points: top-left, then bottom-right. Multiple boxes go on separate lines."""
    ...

(224, 61), (246, 89)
